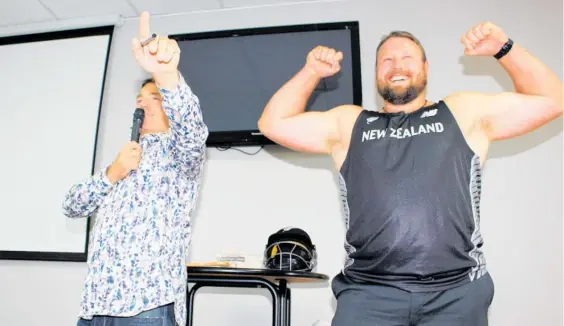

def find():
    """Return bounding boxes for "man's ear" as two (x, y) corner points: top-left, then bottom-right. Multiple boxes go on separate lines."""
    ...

(424, 60), (429, 74)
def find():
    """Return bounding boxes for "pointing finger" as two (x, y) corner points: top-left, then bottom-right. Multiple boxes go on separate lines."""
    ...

(139, 11), (151, 40)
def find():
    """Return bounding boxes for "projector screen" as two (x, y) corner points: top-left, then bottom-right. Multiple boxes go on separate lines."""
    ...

(0, 26), (113, 261)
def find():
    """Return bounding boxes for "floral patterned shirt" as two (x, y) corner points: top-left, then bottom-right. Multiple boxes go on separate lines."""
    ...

(62, 73), (208, 326)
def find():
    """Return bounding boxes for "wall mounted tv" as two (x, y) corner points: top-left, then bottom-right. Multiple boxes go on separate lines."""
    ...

(171, 21), (362, 147)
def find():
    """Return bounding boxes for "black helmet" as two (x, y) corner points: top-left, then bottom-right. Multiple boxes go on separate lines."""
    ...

(263, 227), (317, 272)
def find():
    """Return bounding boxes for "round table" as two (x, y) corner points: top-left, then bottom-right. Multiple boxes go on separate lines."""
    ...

(186, 266), (329, 326)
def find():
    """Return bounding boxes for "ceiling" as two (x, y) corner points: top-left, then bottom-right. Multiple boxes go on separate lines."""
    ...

(0, 0), (334, 27)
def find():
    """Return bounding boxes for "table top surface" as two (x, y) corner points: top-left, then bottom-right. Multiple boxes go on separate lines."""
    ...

(187, 266), (330, 283)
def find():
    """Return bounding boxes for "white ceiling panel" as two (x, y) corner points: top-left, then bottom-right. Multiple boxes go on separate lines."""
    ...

(0, 0), (348, 29)
(130, 0), (222, 15)
(0, 0), (55, 27)
(220, 0), (323, 8)
(220, 0), (280, 7)
(40, 0), (138, 19)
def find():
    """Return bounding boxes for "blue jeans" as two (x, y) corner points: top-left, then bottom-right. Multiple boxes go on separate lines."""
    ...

(77, 303), (175, 326)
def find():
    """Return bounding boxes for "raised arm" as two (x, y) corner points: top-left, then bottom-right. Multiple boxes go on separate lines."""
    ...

(132, 11), (208, 180)
(258, 46), (360, 154)
(158, 72), (208, 180)
(451, 22), (562, 141)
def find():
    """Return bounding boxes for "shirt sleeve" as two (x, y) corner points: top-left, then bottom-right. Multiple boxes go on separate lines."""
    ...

(61, 167), (115, 218)
(158, 72), (209, 181)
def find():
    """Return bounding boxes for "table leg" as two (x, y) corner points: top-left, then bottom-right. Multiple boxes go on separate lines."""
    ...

(285, 286), (291, 325)
(186, 277), (281, 326)
(187, 283), (204, 326)
(278, 280), (291, 326)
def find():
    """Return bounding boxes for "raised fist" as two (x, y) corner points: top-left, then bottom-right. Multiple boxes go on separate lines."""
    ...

(305, 46), (343, 78)
(460, 21), (509, 57)
(131, 11), (181, 74)
(106, 141), (142, 184)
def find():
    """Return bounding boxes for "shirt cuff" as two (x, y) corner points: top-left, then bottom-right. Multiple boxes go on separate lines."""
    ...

(158, 72), (192, 104)
(97, 167), (116, 191)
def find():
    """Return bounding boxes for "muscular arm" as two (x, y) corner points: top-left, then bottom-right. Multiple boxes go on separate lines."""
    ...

(258, 65), (357, 154)
(500, 41), (562, 105)
(450, 41), (562, 141)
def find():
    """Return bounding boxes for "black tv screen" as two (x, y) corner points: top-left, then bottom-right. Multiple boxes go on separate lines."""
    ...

(171, 21), (362, 147)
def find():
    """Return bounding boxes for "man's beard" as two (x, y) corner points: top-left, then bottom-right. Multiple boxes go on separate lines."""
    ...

(377, 76), (427, 105)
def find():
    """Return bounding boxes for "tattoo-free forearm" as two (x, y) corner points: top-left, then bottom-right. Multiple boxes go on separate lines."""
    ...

(259, 66), (322, 126)
(499, 42), (563, 107)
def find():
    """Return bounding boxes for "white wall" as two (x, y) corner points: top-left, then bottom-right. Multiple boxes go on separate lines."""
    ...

(0, 0), (562, 325)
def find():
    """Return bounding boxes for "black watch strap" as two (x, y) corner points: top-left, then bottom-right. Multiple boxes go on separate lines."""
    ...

(494, 38), (513, 59)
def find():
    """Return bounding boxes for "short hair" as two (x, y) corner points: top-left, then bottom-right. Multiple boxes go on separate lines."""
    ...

(376, 31), (427, 62)
(141, 77), (155, 88)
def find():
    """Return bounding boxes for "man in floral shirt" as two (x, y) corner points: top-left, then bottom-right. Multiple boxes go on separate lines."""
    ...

(62, 11), (208, 326)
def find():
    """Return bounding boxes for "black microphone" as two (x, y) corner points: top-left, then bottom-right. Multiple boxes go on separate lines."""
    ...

(131, 108), (145, 142)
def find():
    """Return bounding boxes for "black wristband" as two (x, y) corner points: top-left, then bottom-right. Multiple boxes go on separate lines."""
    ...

(494, 38), (513, 60)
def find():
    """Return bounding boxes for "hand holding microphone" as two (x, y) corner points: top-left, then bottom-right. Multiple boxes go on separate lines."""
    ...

(131, 108), (145, 143)
(105, 109), (145, 184)
(106, 141), (142, 184)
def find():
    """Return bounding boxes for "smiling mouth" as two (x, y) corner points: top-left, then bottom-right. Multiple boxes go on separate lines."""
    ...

(389, 75), (409, 83)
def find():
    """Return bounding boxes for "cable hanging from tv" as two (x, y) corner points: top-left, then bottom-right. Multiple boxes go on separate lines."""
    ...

(215, 145), (264, 155)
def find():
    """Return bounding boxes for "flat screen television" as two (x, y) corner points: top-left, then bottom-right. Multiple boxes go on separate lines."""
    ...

(171, 21), (362, 147)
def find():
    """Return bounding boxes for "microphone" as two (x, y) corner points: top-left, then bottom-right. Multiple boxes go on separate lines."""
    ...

(131, 108), (145, 142)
